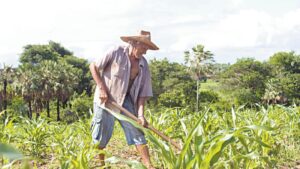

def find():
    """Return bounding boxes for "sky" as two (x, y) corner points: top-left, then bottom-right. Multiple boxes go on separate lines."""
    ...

(1, 0), (300, 67)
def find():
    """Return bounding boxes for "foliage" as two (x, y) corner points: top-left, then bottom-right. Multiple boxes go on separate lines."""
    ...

(263, 51), (300, 105)
(233, 88), (261, 106)
(147, 105), (300, 168)
(64, 92), (93, 123)
(210, 99), (232, 111)
(184, 44), (215, 111)
(220, 58), (272, 106)
(9, 96), (27, 116)
(199, 90), (219, 103)
(269, 51), (300, 74)
(279, 73), (300, 104)
(1, 104), (300, 168)
(49, 40), (73, 57)
(2, 41), (300, 168)
(63, 55), (93, 96)
(19, 44), (59, 65)
(13, 41), (92, 120)
(158, 81), (196, 109)
(184, 44), (214, 80)
(262, 78), (281, 104)
(0, 64), (15, 118)
(149, 58), (194, 107)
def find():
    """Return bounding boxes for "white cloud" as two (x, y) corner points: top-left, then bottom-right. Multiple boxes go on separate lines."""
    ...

(1, 0), (300, 66)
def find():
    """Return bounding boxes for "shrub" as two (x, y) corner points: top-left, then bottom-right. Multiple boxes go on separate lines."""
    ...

(199, 90), (219, 103)
(63, 93), (93, 123)
(234, 88), (260, 106)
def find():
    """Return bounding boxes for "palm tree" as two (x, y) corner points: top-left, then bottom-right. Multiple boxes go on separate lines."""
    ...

(0, 64), (14, 118)
(16, 65), (36, 119)
(53, 61), (79, 121)
(38, 60), (58, 118)
(263, 79), (281, 104)
(184, 44), (214, 111)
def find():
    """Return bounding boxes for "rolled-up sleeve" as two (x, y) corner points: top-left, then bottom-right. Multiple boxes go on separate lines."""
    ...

(139, 63), (153, 98)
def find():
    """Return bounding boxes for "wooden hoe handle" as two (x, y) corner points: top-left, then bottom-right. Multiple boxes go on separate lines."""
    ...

(107, 101), (181, 150)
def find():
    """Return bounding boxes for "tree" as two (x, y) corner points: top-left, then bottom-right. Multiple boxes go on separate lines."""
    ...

(52, 61), (80, 121)
(262, 79), (281, 104)
(269, 51), (300, 74)
(0, 65), (15, 118)
(19, 44), (59, 65)
(184, 44), (214, 111)
(37, 60), (58, 117)
(158, 81), (196, 109)
(49, 41), (73, 57)
(149, 58), (193, 107)
(18, 41), (89, 120)
(63, 55), (93, 95)
(16, 65), (36, 119)
(211, 63), (230, 79)
(266, 51), (300, 104)
(279, 73), (300, 104)
(221, 58), (272, 106)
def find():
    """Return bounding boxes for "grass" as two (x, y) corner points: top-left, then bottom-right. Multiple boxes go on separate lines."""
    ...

(199, 79), (229, 100)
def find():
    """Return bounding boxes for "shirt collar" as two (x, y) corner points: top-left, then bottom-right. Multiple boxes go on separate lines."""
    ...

(124, 46), (145, 68)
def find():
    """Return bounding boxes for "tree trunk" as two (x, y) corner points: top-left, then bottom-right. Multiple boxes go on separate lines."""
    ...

(3, 80), (7, 118)
(62, 100), (66, 109)
(28, 101), (32, 119)
(36, 110), (40, 120)
(57, 98), (60, 121)
(34, 101), (39, 120)
(46, 101), (50, 118)
(196, 80), (199, 112)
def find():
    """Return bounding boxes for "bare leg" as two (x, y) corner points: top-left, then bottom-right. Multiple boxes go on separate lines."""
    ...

(136, 144), (154, 169)
(98, 147), (105, 167)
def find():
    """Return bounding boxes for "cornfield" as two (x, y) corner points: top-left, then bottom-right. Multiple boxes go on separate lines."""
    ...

(0, 105), (299, 168)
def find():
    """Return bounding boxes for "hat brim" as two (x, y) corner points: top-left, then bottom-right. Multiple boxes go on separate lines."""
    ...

(120, 36), (159, 50)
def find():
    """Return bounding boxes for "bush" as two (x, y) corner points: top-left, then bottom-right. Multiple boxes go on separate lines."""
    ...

(63, 93), (93, 123)
(199, 90), (219, 103)
(157, 81), (196, 109)
(210, 99), (232, 111)
(234, 88), (260, 106)
(9, 96), (27, 117)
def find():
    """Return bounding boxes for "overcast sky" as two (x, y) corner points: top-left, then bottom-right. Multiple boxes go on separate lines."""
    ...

(1, 0), (300, 67)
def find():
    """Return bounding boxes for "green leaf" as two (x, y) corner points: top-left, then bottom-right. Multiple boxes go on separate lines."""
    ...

(200, 133), (234, 169)
(175, 110), (208, 168)
(0, 143), (23, 160)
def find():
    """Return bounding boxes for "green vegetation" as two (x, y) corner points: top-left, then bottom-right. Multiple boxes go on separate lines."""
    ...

(1, 105), (299, 168)
(0, 42), (299, 168)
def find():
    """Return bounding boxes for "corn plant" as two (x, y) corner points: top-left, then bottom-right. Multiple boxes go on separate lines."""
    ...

(16, 117), (50, 158)
(146, 107), (277, 169)
(1, 105), (299, 168)
(49, 120), (100, 168)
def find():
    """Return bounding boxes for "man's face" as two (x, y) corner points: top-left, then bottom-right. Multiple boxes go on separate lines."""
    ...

(132, 42), (149, 59)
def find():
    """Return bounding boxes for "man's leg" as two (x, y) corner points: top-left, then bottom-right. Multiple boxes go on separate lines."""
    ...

(97, 147), (105, 166)
(120, 95), (154, 168)
(136, 144), (154, 169)
(91, 104), (115, 167)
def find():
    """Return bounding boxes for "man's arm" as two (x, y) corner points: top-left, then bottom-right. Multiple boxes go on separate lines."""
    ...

(137, 97), (148, 127)
(89, 62), (108, 103)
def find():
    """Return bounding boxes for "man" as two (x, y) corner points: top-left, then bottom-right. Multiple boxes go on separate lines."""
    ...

(89, 30), (159, 169)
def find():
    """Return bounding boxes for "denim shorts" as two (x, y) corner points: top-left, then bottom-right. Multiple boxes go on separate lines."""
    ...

(90, 95), (147, 148)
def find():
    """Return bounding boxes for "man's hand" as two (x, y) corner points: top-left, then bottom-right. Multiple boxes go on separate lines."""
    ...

(99, 87), (108, 103)
(138, 116), (148, 127)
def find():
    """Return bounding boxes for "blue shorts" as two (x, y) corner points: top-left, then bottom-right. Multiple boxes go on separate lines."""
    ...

(90, 95), (147, 148)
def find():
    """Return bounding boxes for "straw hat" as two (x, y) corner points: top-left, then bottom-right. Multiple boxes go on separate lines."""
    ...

(120, 30), (159, 50)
